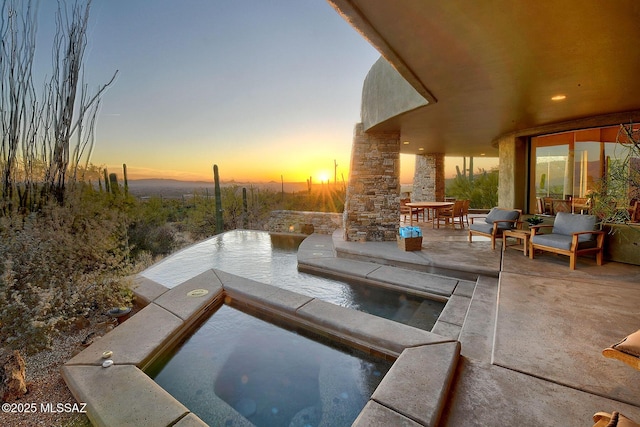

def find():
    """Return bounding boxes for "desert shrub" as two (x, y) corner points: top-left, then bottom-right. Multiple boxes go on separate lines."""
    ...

(183, 187), (244, 237)
(228, 186), (275, 231)
(128, 221), (177, 257)
(0, 190), (134, 353)
(126, 196), (178, 258)
(185, 200), (218, 240)
(446, 168), (499, 209)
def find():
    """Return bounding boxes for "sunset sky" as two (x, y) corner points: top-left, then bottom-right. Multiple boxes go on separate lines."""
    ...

(34, 1), (497, 184)
(31, 1), (372, 183)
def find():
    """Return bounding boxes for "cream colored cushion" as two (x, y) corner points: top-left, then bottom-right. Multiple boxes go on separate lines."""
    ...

(615, 412), (640, 427)
(613, 329), (640, 358)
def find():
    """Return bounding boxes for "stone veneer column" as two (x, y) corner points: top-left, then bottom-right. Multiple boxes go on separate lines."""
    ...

(496, 134), (526, 209)
(343, 123), (400, 242)
(412, 153), (445, 201)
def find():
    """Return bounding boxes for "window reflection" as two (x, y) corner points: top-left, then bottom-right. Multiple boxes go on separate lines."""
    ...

(531, 125), (637, 214)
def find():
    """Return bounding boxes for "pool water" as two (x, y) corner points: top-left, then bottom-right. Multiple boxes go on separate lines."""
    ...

(152, 304), (392, 427)
(143, 230), (444, 331)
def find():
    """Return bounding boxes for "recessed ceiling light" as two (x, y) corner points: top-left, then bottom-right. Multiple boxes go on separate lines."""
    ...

(418, 147), (424, 151)
(551, 94), (566, 101)
(403, 141), (410, 145)
(480, 153), (485, 156)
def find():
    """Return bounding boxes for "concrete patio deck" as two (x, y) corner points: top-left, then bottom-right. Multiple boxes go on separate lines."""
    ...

(62, 222), (640, 426)
(321, 222), (640, 426)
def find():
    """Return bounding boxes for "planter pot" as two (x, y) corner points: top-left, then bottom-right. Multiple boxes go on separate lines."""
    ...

(603, 223), (640, 266)
(301, 223), (315, 235)
(108, 307), (132, 324)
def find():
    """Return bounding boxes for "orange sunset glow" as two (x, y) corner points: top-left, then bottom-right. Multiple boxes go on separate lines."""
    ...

(104, 153), (497, 185)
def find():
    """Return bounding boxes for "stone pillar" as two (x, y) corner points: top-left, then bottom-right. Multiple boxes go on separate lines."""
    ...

(343, 123), (400, 242)
(497, 134), (526, 209)
(412, 153), (445, 201)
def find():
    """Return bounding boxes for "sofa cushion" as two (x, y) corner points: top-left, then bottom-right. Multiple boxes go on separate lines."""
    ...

(484, 208), (519, 230)
(552, 212), (596, 242)
(469, 222), (495, 235)
(531, 233), (598, 251)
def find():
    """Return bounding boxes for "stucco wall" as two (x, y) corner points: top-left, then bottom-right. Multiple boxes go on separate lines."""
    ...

(361, 57), (428, 131)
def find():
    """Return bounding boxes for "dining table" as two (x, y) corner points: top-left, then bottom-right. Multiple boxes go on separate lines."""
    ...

(406, 201), (454, 228)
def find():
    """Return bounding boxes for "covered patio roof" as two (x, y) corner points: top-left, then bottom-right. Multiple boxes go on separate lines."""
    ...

(328, 1), (640, 157)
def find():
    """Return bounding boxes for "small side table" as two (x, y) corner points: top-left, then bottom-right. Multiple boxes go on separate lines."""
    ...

(503, 229), (531, 256)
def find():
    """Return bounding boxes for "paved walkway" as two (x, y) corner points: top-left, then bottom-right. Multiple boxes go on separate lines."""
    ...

(310, 223), (640, 426)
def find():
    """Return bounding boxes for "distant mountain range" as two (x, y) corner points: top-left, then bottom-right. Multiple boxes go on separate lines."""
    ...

(126, 178), (310, 198)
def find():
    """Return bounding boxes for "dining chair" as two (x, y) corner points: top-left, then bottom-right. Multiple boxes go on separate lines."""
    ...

(400, 198), (424, 222)
(436, 200), (465, 229)
(461, 199), (470, 227)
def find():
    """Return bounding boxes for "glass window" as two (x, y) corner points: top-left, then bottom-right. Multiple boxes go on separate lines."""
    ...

(531, 125), (638, 214)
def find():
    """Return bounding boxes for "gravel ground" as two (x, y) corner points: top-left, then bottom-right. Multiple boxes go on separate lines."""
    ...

(0, 317), (121, 427)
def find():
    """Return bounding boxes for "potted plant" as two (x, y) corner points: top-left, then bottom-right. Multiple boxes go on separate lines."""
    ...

(525, 215), (544, 227)
(589, 123), (640, 265)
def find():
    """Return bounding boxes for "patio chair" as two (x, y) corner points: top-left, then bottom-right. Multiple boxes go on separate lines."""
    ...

(602, 329), (640, 371)
(593, 412), (640, 427)
(468, 207), (522, 250)
(572, 197), (590, 214)
(436, 200), (465, 229)
(462, 199), (470, 226)
(529, 212), (605, 270)
(400, 198), (424, 222)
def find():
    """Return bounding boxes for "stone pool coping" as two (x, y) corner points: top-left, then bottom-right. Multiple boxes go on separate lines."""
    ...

(63, 268), (461, 427)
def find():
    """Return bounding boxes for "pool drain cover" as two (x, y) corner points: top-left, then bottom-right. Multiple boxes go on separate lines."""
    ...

(186, 289), (209, 298)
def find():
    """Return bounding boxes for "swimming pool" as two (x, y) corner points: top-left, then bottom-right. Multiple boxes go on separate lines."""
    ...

(151, 303), (392, 426)
(62, 231), (463, 426)
(142, 230), (444, 331)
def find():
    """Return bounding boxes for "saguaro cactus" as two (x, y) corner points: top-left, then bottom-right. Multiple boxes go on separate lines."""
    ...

(103, 169), (110, 193)
(122, 163), (129, 196)
(109, 173), (120, 196)
(213, 164), (223, 234)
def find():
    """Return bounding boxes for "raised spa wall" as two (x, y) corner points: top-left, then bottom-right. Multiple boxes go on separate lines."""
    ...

(62, 269), (460, 427)
(267, 210), (342, 235)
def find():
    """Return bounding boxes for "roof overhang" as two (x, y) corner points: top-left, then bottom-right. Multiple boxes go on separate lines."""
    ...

(328, 0), (640, 156)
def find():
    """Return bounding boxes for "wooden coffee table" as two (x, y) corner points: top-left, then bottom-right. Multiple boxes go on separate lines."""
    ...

(502, 229), (531, 256)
